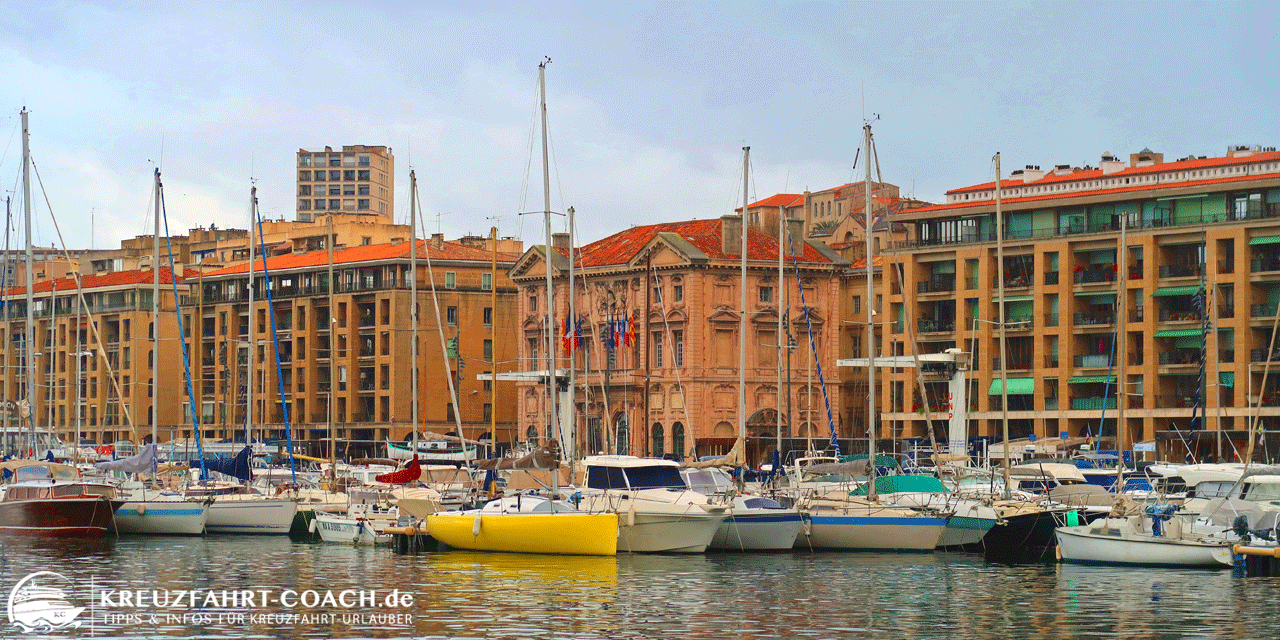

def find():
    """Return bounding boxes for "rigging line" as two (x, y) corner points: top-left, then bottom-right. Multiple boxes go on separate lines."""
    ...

(516, 79), (541, 242)
(784, 220), (839, 456)
(650, 259), (693, 452)
(28, 156), (138, 440)
(414, 189), (466, 439)
(252, 193), (297, 483)
(159, 176), (207, 480)
(0, 116), (18, 178)
(544, 110), (569, 230)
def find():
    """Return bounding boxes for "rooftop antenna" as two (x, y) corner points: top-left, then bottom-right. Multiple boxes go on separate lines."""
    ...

(90, 207), (95, 250)
(434, 211), (450, 235)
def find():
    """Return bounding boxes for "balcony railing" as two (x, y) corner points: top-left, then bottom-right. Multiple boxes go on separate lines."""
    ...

(1071, 397), (1117, 410)
(994, 274), (1034, 289)
(1251, 256), (1280, 273)
(1045, 397), (1059, 411)
(917, 276), (956, 294)
(1252, 303), (1278, 318)
(1045, 356), (1060, 368)
(1074, 312), (1115, 326)
(1074, 270), (1117, 284)
(918, 319), (956, 333)
(1221, 349), (1235, 363)
(1044, 271), (1060, 286)
(1006, 315), (1034, 330)
(1074, 354), (1112, 368)
(1159, 349), (1201, 366)
(1129, 307), (1145, 322)
(993, 358), (1032, 371)
(1044, 312), (1059, 327)
(1159, 264), (1201, 279)
(1160, 309), (1202, 322)
(965, 276), (979, 290)
(1252, 348), (1280, 363)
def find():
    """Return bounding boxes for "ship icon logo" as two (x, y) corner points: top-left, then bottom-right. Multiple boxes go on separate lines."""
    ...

(7, 571), (84, 633)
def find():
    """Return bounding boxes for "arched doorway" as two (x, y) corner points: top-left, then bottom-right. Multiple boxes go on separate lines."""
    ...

(712, 421), (734, 437)
(671, 422), (685, 461)
(651, 423), (665, 458)
(614, 413), (630, 455)
(526, 425), (539, 445)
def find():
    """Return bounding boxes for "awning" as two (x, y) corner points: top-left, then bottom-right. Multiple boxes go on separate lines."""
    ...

(1249, 236), (1280, 246)
(992, 295), (1034, 302)
(1155, 329), (1204, 338)
(1077, 291), (1116, 298)
(1068, 375), (1116, 384)
(1152, 286), (1201, 297)
(988, 378), (1035, 394)
(1221, 372), (1236, 388)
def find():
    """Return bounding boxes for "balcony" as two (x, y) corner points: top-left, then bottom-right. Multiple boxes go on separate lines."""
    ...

(1074, 354), (1112, 368)
(1044, 271), (1060, 286)
(1158, 349), (1202, 366)
(1221, 349), (1235, 364)
(1252, 348), (1280, 363)
(1129, 307), (1145, 323)
(1074, 269), (1117, 284)
(1073, 312), (1115, 327)
(1044, 312), (1059, 328)
(917, 319), (956, 334)
(965, 276), (979, 290)
(1045, 356), (1060, 368)
(1251, 255), (1280, 274)
(917, 276), (956, 295)
(358, 316), (376, 328)
(1252, 303), (1278, 319)
(1005, 315), (1034, 332)
(1045, 397), (1059, 411)
(1071, 397), (1117, 410)
(994, 274), (1034, 289)
(992, 358), (1032, 371)
(1159, 264), (1202, 279)
(1160, 309), (1202, 323)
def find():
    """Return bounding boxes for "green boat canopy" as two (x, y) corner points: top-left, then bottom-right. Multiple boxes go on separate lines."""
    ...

(850, 475), (948, 496)
(1152, 285), (1201, 297)
(838, 454), (900, 468)
(1249, 236), (1280, 246)
(1068, 375), (1116, 384)
(988, 378), (1035, 394)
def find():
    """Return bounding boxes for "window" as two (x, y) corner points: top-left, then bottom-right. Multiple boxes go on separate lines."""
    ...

(526, 425), (539, 444)
(527, 338), (539, 363)
(481, 273), (492, 291)
(483, 403), (492, 422)
(343, 170), (355, 181)
(358, 184), (370, 196)
(329, 155), (342, 167)
(314, 199), (326, 210)
(342, 199), (355, 210)
(329, 170), (341, 180)
(358, 170), (370, 181)
(651, 424), (665, 457)
(445, 272), (456, 289)
(329, 199), (340, 210)
(328, 185), (341, 196)
(447, 306), (457, 325)
(357, 199), (369, 210)
(358, 155), (370, 166)
(673, 330), (684, 367)
(759, 286), (773, 303)
(483, 339), (493, 361)
(529, 295), (537, 312)
(300, 155), (312, 167)
(854, 296), (861, 314)
(361, 236), (371, 245)
(673, 284), (683, 302)
(483, 374), (492, 391)
(483, 307), (493, 327)
(343, 184), (355, 195)
(298, 200), (311, 211)
(299, 170), (311, 181)
(653, 333), (663, 367)
(299, 185), (311, 196)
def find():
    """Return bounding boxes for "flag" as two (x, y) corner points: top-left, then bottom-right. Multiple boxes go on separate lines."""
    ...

(561, 315), (572, 354)
(575, 315), (584, 349)
(625, 311), (637, 347)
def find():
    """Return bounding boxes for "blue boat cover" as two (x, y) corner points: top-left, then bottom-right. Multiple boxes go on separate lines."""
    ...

(192, 446), (252, 482)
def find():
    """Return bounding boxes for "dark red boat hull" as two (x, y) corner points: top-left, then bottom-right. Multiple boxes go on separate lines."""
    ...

(0, 497), (124, 537)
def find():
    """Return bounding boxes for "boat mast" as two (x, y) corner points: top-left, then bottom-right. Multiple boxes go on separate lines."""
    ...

(490, 225), (498, 452)
(409, 170), (419, 458)
(3, 196), (9, 446)
(46, 280), (55, 443)
(74, 287), (82, 461)
(246, 186), (256, 449)
(21, 108), (35, 457)
(995, 153), (1011, 500)
(864, 122), (876, 499)
(539, 58), (559, 456)
(568, 205), (577, 461)
(739, 147), (749, 447)
(777, 202), (785, 468)
(153, 168), (161, 451)
(1116, 199), (1127, 491)
(327, 214), (336, 472)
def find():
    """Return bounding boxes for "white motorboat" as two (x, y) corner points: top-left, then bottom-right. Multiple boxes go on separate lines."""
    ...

(1055, 512), (1234, 567)
(680, 467), (802, 551)
(112, 484), (208, 536)
(185, 484), (298, 535)
(578, 456), (727, 553)
(313, 502), (399, 545)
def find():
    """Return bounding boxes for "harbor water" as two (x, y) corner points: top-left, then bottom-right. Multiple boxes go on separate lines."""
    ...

(2, 536), (1279, 639)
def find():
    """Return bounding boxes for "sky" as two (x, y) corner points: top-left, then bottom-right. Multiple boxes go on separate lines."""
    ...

(0, 1), (1277, 252)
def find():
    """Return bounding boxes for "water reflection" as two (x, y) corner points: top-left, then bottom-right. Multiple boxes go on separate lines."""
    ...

(0, 538), (1279, 638)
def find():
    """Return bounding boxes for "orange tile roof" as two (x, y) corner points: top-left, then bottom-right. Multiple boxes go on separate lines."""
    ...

(947, 150), (1280, 195)
(572, 219), (833, 268)
(204, 240), (519, 277)
(4, 268), (182, 298)
(908, 159), (1280, 216)
(850, 255), (884, 270)
(745, 193), (804, 209)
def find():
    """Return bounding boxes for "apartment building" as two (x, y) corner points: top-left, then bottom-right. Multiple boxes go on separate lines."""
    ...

(187, 235), (521, 455)
(296, 145), (394, 223)
(508, 216), (847, 462)
(884, 145), (1280, 461)
(0, 268), (186, 448)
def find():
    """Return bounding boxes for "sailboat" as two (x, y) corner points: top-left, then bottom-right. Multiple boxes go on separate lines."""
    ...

(793, 120), (950, 552)
(189, 185), (297, 534)
(1056, 233), (1234, 566)
(425, 59), (618, 556)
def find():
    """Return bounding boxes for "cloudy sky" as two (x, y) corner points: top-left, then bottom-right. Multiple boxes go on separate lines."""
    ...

(0, 1), (1276, 251)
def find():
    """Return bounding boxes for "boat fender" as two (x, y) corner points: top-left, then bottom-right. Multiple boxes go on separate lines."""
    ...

(308, 519), (319, 534)
(404, 525), (417, 537)
(1055, 544), (1063, 562)
(472, 514), (483, 537)
(626, 504), (636, 528)
(136, 505), (146, 516)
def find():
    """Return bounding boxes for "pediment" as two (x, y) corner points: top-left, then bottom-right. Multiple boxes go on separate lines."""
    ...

(707, 308), (741, 324)
(510, 246), (565, 281)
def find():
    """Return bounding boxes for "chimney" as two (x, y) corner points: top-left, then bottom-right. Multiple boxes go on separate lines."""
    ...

(551, 232), (570, 253)
(1129, 148), (1163, 168)
(430, 233), (445, 249)
(785, 218), (804, 256)
(721, 214), (742, 256)
(1100, 151), (1124, 175)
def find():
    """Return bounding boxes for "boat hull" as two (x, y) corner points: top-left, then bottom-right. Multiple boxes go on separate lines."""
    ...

(427, 512), (619, 556)
(710, 511), (804, 552)
(113, 502), (208, 535)
(205, 499), (298, 535)
(314, 512), (381, 545)
(617, 511), (725, 553)
(799, 514), (948, 551)
(974, 508), (1065, 561)
(1055, 523), (1233, 567)
(939, 514), (997, 548)
(0, 497), (121, 537)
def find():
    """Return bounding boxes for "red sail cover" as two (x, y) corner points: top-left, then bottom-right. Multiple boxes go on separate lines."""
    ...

(375, 455), (421, 484)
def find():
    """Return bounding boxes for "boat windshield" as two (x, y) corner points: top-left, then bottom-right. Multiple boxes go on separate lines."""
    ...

(1242, 480), (1280, 502)
(586, 465), (686, 490)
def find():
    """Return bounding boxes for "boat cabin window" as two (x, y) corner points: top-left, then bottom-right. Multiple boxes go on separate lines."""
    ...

(742, 497), (783, 509)
(1191, 481), (1236, 500)
(52, 485), (84, 498)
(586, 466), (629, 490)
(1242, 481), (1280, 503)
(623, 466), (685, 490)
